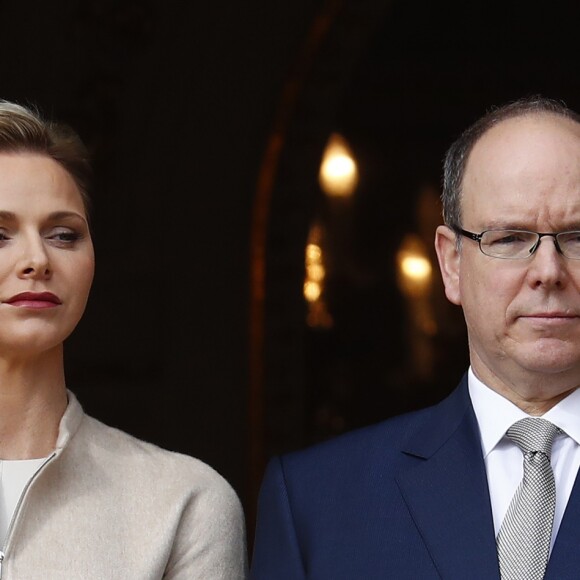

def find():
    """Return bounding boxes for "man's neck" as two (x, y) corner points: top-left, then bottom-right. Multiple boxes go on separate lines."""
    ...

(469, 357), (579, 415)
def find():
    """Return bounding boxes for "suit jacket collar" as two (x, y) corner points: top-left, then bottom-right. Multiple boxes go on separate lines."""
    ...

(395, 375), (501, 579)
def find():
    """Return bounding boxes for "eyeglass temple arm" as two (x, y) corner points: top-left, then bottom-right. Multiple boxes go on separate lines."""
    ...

(452, 226), (482, 242)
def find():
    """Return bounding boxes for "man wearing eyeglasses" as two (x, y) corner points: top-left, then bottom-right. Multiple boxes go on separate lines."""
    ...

(251, 96), (580, 579)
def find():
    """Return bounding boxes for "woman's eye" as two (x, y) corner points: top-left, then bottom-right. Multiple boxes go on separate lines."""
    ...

(48, 230), (83, 244)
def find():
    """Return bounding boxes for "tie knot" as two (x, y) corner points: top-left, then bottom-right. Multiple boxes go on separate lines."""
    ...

(506, 417), (560, 457)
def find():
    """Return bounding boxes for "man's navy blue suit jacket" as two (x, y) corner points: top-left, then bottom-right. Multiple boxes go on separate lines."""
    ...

(250, 375), (580, 579)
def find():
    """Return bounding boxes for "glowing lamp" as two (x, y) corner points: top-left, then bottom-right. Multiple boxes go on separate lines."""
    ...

(319, 134), (359, 197)
(304, 281), (322, 303)
(397, 234), (433, 298)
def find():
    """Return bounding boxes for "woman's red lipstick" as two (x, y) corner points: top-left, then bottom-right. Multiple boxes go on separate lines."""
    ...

(4, 292), (62, 308)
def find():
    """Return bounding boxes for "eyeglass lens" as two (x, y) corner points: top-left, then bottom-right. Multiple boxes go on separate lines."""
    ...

(480, 230), (580, 259)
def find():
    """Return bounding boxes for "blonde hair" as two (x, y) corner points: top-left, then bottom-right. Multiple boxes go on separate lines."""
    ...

(0, 100), (92, 214)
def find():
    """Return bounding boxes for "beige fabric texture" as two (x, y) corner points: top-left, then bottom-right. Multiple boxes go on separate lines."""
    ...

(0, 392), (247, 580)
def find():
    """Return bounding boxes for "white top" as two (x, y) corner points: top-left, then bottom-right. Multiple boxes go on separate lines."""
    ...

(468, 367), (580, 552)
(0, 457), (47, 547)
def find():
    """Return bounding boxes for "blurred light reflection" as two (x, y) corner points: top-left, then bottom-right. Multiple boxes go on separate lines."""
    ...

(304, 225), (333, 328)
(319, 133), (359, 198)
(397, 235), (433, 298)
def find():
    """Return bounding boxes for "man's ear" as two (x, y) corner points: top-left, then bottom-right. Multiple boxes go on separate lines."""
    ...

(434, 225), (462, 306)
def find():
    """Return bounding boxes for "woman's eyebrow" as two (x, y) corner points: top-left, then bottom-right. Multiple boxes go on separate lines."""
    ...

(0, 210), (16, 222)
(47, 211), (86, 221)
(0, 211), (88, 224)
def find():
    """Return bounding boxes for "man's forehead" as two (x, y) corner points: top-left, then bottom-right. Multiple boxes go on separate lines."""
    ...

(459, 112), (580, 228)
(474, 113), (580, 154)
(464, 113), (580, 176)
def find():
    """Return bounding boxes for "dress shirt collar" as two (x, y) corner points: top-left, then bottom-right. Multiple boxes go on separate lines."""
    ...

(467, 367), (580, 458)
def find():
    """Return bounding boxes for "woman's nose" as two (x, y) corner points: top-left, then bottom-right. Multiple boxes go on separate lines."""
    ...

(18, 238), (51, 279)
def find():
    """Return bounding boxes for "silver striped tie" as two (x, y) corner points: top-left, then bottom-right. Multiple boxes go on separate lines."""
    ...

(496, 418), (561, 580)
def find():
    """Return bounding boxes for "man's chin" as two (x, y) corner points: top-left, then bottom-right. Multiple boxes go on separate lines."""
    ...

(515, 349), (580, 376)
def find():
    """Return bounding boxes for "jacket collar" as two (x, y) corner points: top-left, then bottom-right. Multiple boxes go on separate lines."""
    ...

(400, 374), (475, 459)
(54, 390), (85, 451)
(395, 376), (501, 579)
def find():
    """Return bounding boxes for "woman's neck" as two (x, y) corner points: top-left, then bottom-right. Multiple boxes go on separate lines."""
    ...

(0, 348), (68, 459)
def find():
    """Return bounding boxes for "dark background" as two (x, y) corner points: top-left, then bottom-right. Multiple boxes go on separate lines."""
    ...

(2, 0), (578, 536)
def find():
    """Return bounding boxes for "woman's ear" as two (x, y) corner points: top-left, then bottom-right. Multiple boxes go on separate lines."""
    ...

(434, 225), (462, 306)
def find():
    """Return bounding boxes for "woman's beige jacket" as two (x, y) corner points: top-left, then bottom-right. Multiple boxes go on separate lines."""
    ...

(0, 392), (247, 579)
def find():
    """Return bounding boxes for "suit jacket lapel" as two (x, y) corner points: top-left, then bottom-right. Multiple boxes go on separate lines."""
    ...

(545, 466), (580, 578)
(396, 378), (501, 579)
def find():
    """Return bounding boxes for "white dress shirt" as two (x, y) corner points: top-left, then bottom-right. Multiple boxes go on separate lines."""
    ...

(468, 367), (580, 551)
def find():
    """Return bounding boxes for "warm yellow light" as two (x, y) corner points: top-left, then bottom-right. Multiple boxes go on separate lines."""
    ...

(304, 238), (325, 302)
(307, 262), (325, 282)
(325, 155), (355, 180)
(397, 234), (433, 298)
(319, 134), (359, 197)
(304, 281), (322, 302)
(306, 243), (322, 263)
(400, 255), (432, 282)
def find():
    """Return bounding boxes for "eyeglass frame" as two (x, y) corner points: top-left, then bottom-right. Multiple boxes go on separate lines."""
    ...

(452, 226), (580, 260)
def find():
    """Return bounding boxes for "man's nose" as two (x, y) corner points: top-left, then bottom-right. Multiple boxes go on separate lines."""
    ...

(527, 236), (568, 288)
(530, 233), (565, 256)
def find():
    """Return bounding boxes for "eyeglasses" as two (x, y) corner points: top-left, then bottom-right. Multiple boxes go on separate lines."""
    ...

(454, 227), (580, 260)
